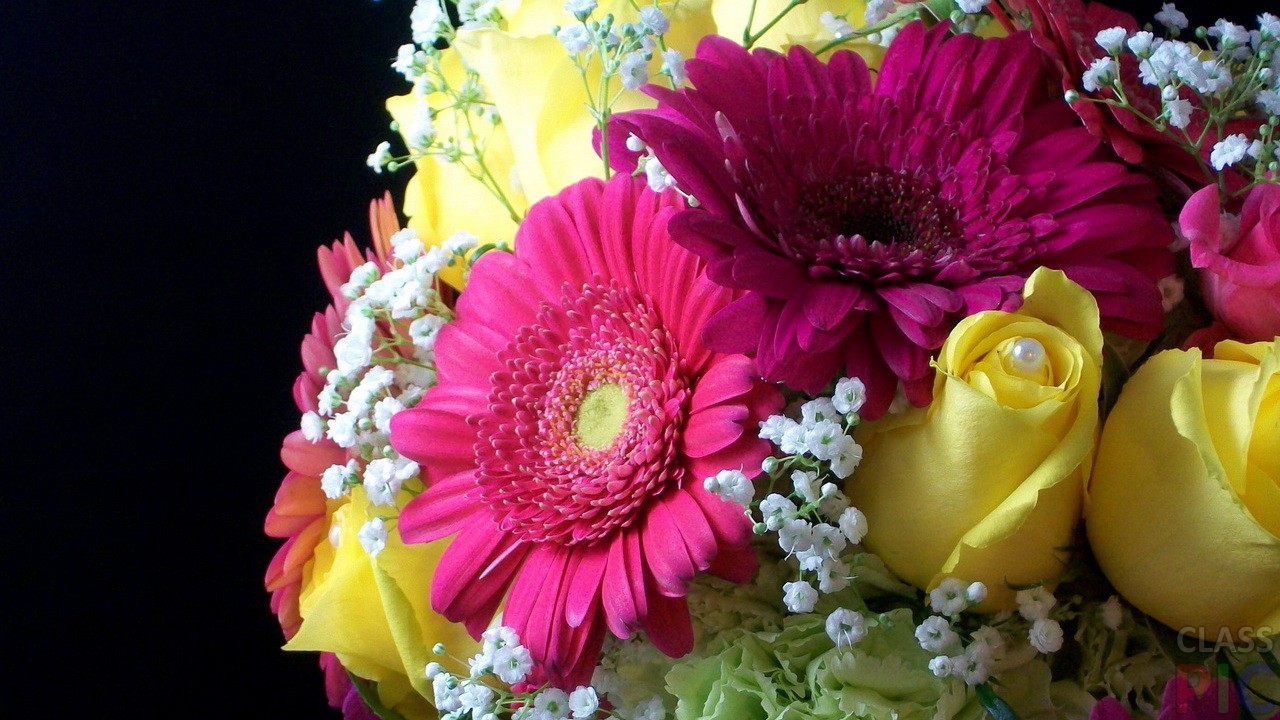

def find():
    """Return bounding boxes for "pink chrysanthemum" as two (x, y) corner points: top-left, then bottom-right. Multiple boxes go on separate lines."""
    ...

(264, 195), (399, 710)
(606, 22), (1173, 416)
(390, 175), (782, 688)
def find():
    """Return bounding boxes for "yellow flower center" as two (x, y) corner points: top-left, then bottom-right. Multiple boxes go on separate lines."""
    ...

(575, 383), (629, 449)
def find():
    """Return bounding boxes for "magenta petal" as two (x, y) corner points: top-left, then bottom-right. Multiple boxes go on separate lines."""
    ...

(642, 502), (697, 597)
(565, 546), (608, 628)
(397, 472), (480, 543)
(642, 574), (694, 658)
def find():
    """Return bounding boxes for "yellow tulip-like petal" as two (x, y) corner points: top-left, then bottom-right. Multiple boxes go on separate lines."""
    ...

(1086, 339), (1280, 639)
(850, 268), (1101, 611)
(285, 488), (479, 715)
(387, 50), (524, 289)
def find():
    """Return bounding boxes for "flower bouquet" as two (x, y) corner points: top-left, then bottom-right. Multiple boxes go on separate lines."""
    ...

(264, 1), (1280, 719)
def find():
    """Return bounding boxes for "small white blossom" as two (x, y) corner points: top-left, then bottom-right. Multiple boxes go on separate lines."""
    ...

(1095, 27), (1128, 54)
(401, 106), (437, 153)
(642, 154), (675, 192)
(778, 517), (815, 556)
(1101, 595), (1124, 630)
(411, 1), (450, 46)
(707, 468), (754, 507)
(660, 48), (687, 86)
(409, 314), (447, 350)
(826, 608), (867, 647)
(1082, 56), (1117, 92)
(424, 661), (445, 679)
(930, 578), (970, 617)
(358, 517), (389, 557)
(443, 231), (479, 255)
(1016, 587), (1058, 621)
(533, 688), (571, 720)
(460, 682), (497, 713)
(865, 0), (892, 24)
(1257, 89), (1280, 116)
(638, 5), (670, 34)
(493, 645), (534, 684)
(421, 246), (451, 274)
(458, 0), (502, 25)
(969, 626), (1005, 663)
(956, 643), (993, 685)
(1029, 617), (1065, 653)
(778, 421), (808, 454)
(792, 469), (821, 503)
(569, 686), (599, 718)
(392, 44), (427, 81)
(301, 411), (325, 442)
(326, 411), (359, 448)
(803, 419), (846, 461)
(433, 673), (462, 713)
(929, 655), (954, 678)
(557, 24), (593, 54)
(366, 141), (394, 173)
(829, 435), (863, 479)
(321, 460), (359, 499)
(760, 493), (799, 531)
(1211, 134), (1250, 169)
(625, 133), (648, 153)
(564, 0), (598, 19)
(817, 558), (850, 593)
(363, 457), (404, 506)
(333, 333), (373, 376)
(800, 397), (839, 425)
(810, 523), (848, 559)
(832, 377), (867, 415)
(372, 396), (405, 434)
(758, 415), (795, 444)
(783, 580), (819, 613)
(1165, 97), (1193, 128)
(955, 0), (989, 14)
(1260, 13), (1280, 39)
(619, 52), (650, 90)
(837, 507), (867, 544)
(915, 615), (960, 653)
(1154, 3), (1188, 32)
(1127, 31), (1156, 57)
(1209, 19), (1250, 48)
(819, 11), (854, 39)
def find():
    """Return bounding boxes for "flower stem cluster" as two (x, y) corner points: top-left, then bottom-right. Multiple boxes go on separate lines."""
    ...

(371, 1), (523, 223)
(428, 631), (628, 720)
(553, 1), (686, 178)
(1069, 8), (1280, 197)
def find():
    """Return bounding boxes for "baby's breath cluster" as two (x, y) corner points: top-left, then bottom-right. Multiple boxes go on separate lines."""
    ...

(300, 227), (466, 556)
(915, 581), (1071, 687)
(429, 630), (636, 720)
(1071, 6), (1280, 193)
(370, 1), (523, 223)
(552, 1), (685, 177)
(704, 378), (870, 618)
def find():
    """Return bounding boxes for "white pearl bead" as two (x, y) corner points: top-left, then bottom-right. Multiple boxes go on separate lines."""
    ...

(1009, 337), (1047, 375)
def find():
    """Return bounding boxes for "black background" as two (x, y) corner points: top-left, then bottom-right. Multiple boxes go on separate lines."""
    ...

(0, 0), (1263, 716)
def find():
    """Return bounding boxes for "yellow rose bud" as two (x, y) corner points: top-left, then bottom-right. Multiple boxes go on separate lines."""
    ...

(1086, 339), (1280, 640)
(285, 487), (479, 717)
(848, 268), (1103, 611)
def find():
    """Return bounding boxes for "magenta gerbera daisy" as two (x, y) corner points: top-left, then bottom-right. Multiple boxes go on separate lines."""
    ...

(605, 22), (1173, 417)
(389, 175), (782, 688)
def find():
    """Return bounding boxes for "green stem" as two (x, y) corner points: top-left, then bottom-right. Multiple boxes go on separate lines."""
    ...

(744, 0), (804, 49)
(743, 0), (760, 45)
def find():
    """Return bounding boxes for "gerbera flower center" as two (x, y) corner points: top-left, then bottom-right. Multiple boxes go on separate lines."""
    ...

(778, 168), (962, 278)
(474, 280), (691, 546)
(575, 383), (629, 449)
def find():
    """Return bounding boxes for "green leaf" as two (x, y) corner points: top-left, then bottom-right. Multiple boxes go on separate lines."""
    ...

(1100, 342), (1132, 417)
(976, 682), (1022, 720)
(346, 671), (409, 720)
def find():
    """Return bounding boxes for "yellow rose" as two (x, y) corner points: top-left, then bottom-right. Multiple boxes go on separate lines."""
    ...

(285, 486), (479, 717)
(1086, 339), (1280, 640)
(847, 268), (1103, 611)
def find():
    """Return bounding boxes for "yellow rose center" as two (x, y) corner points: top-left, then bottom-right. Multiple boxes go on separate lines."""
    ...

(964, 334), (1071, 410)
(575, 383), (629, 449)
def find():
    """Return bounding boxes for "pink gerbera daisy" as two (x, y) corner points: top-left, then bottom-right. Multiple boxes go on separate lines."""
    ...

(606, 22), (1173, 416)
(389, 175), (782, 688)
